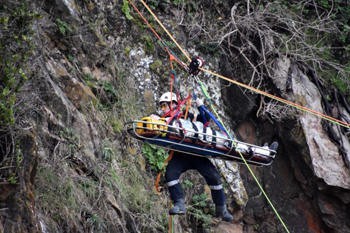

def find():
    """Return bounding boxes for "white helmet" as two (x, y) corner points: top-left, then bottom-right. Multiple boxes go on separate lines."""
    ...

(159, 92), (177, 104)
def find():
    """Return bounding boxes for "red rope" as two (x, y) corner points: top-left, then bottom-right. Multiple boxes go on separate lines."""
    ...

(128, 0), (188, 70)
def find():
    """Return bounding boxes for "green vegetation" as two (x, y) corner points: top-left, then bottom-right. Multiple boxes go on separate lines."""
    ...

(0, 0), (40, 189)
(331, 77), (348, 94)
(124, 46), (131, 55)
(150, 59), (162, 71)
(247, 0), (350, 94)
(182, 179), (194, 189)
(141, 34), (155, 52)
(122, 0), (133, 20)
(55, 19), (73, 36)
(0, 0), (38, 128)
(103, 81), (118, 101)
(35, 163), (104, 232)
(105, 157), (169, 232)
(59, 128), (80, 156)
(188, 193), (214, 229)
(141, 144), (168, 172)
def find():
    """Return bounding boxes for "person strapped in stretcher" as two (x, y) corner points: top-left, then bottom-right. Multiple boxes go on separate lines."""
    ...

(150, 92), (234, 221)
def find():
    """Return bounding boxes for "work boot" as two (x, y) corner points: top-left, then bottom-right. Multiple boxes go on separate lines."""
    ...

(269, 141), (279, 151)
(169, 199), (186, 215)
(215, 205), (233, 222)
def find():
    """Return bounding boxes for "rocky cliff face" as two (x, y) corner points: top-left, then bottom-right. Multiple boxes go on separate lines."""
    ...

(1, 0), (350, 233)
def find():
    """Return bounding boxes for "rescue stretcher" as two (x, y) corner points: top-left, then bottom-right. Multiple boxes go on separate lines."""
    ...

(125, 117), (277, 166)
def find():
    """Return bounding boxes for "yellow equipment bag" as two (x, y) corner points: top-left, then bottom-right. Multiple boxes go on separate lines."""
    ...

(136, 117), (168, 137)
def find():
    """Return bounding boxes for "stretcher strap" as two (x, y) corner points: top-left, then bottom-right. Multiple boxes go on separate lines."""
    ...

(211, 128), (217, 148)
(191, 122), (199, 142)
(203, 127), (217, 148)
(177, 120), (185, 137)
(203, 127), (207, 141)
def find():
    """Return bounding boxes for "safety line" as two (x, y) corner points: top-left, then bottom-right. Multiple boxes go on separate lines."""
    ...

(158, 41), (189, 70)
(201, 68), (350, 129)
(138, 0), (191, 62)
(198, 78), (290, 233)
(127, 0), (187, 69)
(131, 0), (350, 130)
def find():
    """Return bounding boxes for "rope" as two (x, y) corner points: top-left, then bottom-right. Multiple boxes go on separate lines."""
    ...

(155, 150), (174, 192)
(154, 150), (174, 233)
(200, 68), (350, 129)
(169, 203), (173, 233)
(184, 90), (191, 120)
(159, 41), (188, 70)
(127, 0), (187, 69)
(138, 0), (191, 62)
(196, 77), (290, 233)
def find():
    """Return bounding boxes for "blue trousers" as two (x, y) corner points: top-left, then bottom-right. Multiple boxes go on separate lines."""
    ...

(165, 152), (225, 205)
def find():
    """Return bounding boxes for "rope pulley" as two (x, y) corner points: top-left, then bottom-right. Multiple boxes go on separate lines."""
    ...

(189, 57), (204, 76)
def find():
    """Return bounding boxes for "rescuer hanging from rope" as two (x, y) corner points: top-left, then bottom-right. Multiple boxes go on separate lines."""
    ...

(150, 91), (234, 222)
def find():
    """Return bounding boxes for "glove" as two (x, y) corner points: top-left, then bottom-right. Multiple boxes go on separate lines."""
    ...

(195, 98), (204, 107)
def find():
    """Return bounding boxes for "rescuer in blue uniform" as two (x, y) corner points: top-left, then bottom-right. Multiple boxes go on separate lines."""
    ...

(151, 92), (234, 222)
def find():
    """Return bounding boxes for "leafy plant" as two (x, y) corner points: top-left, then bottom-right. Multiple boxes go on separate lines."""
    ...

(149, 60), (162, 71)
(254, 224), (260, 230)
(103, 81), (118, 100)
(67, 54), (73, 61)
(8, 174), (17, 184)
(182, 179), (194, 189)
(122, 0), (133, 20)
(141, 144), (168, 172)
(141, 34), (154, 52)
(331, 77), (348, 94)
(188, 193), (213, 229)
(124, 46), (131, 55)
(192, 193), (209, 208)
(55, 19), (73, 35)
